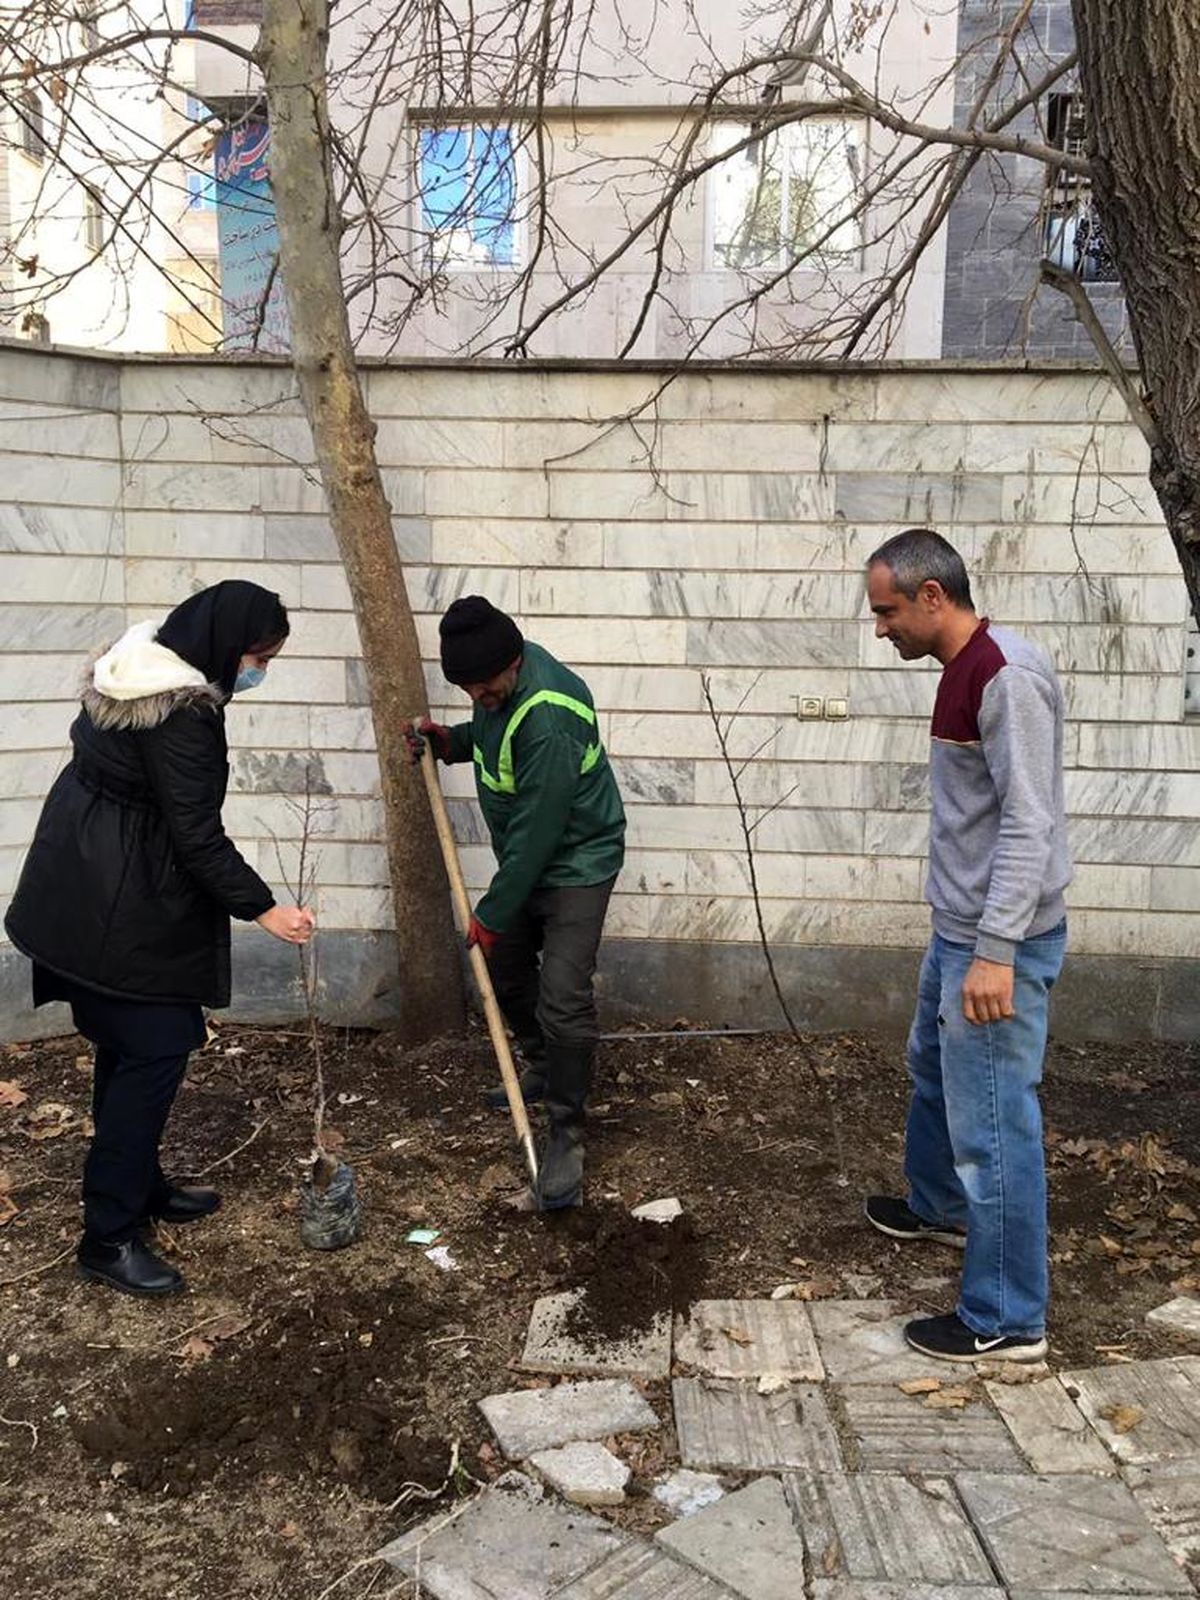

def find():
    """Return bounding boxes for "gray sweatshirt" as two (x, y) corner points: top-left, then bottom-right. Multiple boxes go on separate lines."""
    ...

(927, 619), (1072, 962)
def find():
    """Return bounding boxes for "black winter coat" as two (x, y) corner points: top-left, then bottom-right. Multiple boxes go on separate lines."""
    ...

(5, 680), (275, 1007)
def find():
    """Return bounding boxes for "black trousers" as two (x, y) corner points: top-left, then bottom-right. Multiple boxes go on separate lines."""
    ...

(486, 876), (616, 1056)
(36, 971), (206, 1243)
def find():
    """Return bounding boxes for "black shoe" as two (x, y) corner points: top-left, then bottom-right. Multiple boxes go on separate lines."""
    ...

(485, 1064), (547, 1112)
(865, 1195), (966, 1249)
(147, 1185), (221, 1225)
(534, 1042), (593, 1211)
(904, 1310), (1048, 1364)
(77, 1236), (186, 1298)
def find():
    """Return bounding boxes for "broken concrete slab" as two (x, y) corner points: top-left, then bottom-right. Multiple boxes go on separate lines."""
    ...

(1062, 1357), (1200, 1465)
(479, 1379), (659, 1460)
(1124, 1458), (1200, 1566)
(521, 1290), (672, 1380)
(632, 1197), (684, 1224)
(782, 1471), (993, 1584)
(551, 1539), (743, 1598)
(810, 1300), (958, 1384)
(656, 1475), (807, 1600)
(672, 1377), (842, 1472)
(839, 1383), (1026, 1473)
(530, 1440), (631, 1506)
(1145, 1296), (1200, 1341)
(379, 1469), (624, 1600)
(955, 1471), (1191, 1593)
(652, 1469), (727, 1519)
(985, 1376), (1115, 1475)
(674, 1300), (824, 1381)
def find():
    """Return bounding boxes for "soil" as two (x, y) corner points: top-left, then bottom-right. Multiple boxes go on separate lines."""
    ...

(1, 1018), (1198, 1598)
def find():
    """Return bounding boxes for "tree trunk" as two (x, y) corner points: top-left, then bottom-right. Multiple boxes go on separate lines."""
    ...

(1072, 0), (1200, 619)
(257, 0), (465, 1042)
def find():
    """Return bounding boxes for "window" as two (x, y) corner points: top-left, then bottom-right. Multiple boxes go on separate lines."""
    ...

(1042, 94), (1118, 284)
(187, 170), (217, 210)
(710, 117), (863, 271)
(83, 184), (104, 253)
(418, 125), (518, 269)
(20, 89), (46, 163)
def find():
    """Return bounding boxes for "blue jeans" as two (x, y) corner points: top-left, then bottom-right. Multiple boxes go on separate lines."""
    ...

(904, 921), (1067, 1339)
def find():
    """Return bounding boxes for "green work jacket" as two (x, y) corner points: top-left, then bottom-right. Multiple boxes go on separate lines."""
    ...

(445, 642), (625, 931)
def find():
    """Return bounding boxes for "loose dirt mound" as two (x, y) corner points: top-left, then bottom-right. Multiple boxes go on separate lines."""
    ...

(557, 1207), (708, 1345)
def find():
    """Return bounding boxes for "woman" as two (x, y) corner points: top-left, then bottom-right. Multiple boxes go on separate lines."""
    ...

(5, 580), (315, 1298)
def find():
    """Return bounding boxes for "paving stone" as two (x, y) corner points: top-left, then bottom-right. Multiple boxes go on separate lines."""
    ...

(1007, 1592), (1189, 1599)
(673, 1377), (842, 1472)
(522, 1290), (672, 1379)
(652, 1469), (727, 1519)
(954, 1471), (1191, 1593)
(812, 1586), (1005, 1600)
(480, 1379), (659, 1459)
(656, 1475), (807, 1600)
(674, 1300), (824, 1381)
(810, 1300), (959, 1384)
(632, 1197), (684, 1224)
(530, 1440), (631, 1505)
(986, 1376), (1116, 1474)
(552, 1539), (743, 1598)
(782, 1471), (993, 1583)
(379, 1470), (624, 1599)
(1124, 1459), (1200, 1564)
(1063, 1357), (1200, 1465)
(1145, 1296), (1200, 1341)
(840, 1383), (1026, 1473)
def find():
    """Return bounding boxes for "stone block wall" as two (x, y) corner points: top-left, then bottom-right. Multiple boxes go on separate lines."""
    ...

(0, 344), (1195, 1040)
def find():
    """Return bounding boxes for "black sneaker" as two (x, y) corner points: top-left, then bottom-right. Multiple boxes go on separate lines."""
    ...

(904, 1311), (1048, 1363)
(865, 1195), (966, 1248)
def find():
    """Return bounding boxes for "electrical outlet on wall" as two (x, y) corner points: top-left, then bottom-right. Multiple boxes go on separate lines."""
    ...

(796, 696), (824, 719)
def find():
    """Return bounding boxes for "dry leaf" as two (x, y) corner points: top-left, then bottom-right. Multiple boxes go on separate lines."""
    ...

(924, 1389), (969, 1410)
(0, 1168), (12, 1193)
(1099, 1402), (1144, 1434)
(208, 1314), (251, 1342)
(0, 1080), (28, 1109)
(899, 1377), (942, 1395)
(0, 1194), (18, 1228)
(178, 1336), (213, 1363)
(721, 1326), (754, 1347)
(821, 1538), (842, 1576)
(1098, 1235), (1124, 1258)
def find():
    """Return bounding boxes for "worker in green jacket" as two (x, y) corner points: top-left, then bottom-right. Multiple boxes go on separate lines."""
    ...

(403, 596), (626, 1210)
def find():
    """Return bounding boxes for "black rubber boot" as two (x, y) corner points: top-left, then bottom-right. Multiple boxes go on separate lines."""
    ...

(485, 1059), (548, 1112)
(77, 1235), (185, 1297)
(534, 1042), (593, 1211)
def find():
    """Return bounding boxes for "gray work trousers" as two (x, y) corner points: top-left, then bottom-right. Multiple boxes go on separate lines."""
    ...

(486, 875), (617, 1054)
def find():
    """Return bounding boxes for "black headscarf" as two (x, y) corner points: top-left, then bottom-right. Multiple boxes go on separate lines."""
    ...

(157, 581), (290, 697)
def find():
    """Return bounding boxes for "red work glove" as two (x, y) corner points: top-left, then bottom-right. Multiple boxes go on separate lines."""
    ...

(466, 914), (500, 958)
(401, 717), (451, 765)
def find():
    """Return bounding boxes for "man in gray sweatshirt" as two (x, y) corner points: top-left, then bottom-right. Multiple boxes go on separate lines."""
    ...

(863, 528), (1070, 1362)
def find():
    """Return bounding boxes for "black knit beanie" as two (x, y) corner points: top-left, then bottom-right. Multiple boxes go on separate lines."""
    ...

(439, 596), (524, 685)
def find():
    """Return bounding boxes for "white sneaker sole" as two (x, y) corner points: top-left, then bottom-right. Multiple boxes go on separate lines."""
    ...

(904, 1332), (1049, 1363)
(865, 1207), (967, 1250)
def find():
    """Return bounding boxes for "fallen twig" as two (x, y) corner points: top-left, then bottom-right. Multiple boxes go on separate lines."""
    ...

(0, 1414), (38, 1449)
(190, 1118), (269, 1178)
(0, 1243), (74, 1289)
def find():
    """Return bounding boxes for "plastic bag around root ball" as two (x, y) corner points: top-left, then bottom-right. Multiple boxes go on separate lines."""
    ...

(299, 1158), (362, 1250)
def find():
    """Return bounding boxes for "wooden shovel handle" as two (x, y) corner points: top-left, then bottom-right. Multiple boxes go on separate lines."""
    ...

(418, 740), (538, 1182)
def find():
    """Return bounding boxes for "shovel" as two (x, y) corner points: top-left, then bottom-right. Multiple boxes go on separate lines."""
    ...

(419, 740), (539, 1186)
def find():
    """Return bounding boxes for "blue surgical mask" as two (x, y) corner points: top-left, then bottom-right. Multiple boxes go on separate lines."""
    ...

(233, 665), (266, 694)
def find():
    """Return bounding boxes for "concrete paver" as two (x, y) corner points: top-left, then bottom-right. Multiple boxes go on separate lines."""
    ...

(378, 1470), (624, 1600)
(479, 1378), (659, 1459)
(652, 1469), (727, 1518)
(530, 1440), (631, 1505)
(522, 1289), (672, 1379)
(674, 1299), (824, 1381)
(985, 1376), (1116, 1475)
(810, 1300), (961, 1384)
(954, 1471), (1191, 1593)
(1145, 1296), (1200, 1341)
(782, 1470), (993, 1584)
(840, 1382), (1026, 1473)
(811, 1586), (1005, 1600)
(656, 1476), (807, 1600)
(1063, 1357), (1200, 1465)
(673, 1377), (842, 1472)
(551, 1539), (743, 1598)
(1124, 1458), (1200, 1565)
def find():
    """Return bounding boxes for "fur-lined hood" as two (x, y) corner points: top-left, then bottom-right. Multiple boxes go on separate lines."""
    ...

(81, 621), (225, 733)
